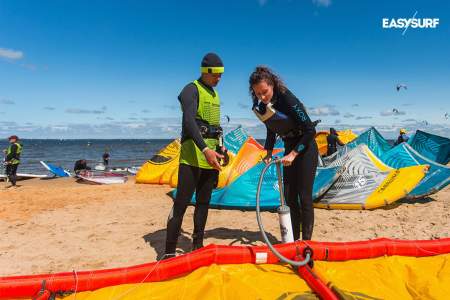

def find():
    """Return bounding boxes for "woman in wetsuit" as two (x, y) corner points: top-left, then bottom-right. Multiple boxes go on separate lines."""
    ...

(249, 66), (318, 240)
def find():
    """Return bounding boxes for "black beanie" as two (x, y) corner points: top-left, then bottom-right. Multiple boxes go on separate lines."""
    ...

(201, 53), (223, 68)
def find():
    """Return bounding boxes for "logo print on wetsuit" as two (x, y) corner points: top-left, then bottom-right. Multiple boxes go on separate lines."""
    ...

(293, 104), (307, 122)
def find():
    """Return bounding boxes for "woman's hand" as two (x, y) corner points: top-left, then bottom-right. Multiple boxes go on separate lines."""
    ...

(262, 150), (273, 164)
(281, 150), (298, 167)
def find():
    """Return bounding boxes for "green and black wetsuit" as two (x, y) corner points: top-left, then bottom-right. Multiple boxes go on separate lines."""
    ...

(5, 142), (22, 186)
(165, 78), (220, 255)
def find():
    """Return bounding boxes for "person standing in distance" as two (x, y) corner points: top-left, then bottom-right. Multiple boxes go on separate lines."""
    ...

(4, 135), (22, 188)
(164, 53), (225, 258)
(326, 128), (344, 156)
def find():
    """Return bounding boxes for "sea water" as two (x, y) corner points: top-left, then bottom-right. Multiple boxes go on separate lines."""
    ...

(0, 138), (396, 175)
(0, 139), (173, 174)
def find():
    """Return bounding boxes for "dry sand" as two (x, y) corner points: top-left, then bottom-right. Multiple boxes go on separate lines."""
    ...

(0, 177), (449, 276)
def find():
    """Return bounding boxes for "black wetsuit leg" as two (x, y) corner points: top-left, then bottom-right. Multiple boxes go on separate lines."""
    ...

(165, 164), (217, 254)
(283, 139), (318, 240)
(283, 164), (301, 240)
(6, 164), (18, 186)
(165, 164), (198, 254)
(192, 168), (218, 248)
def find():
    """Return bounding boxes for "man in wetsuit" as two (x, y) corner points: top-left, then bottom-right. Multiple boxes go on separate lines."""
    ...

(4, 135), (22, 187)
(164, 53), (225, 258)
(74, 159), (91, 174)
(394, 128), (409, 146)
(326, 128), (344, 156)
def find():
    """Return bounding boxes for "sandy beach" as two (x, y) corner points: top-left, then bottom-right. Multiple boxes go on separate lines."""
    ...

(0, 177), (449, 277)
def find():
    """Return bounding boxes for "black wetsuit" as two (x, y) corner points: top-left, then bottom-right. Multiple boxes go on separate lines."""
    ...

(5, 143), (21, 186)
(394, 134), (409, 146)
(261, 89), (318, 240)
(102, 152), (110, 166)
(74, 160), (91, 174)
(165, 78), (219, 255)
(326, 134), (344, 156)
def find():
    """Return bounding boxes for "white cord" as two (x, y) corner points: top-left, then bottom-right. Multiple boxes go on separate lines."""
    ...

(110, 253), (175, 300)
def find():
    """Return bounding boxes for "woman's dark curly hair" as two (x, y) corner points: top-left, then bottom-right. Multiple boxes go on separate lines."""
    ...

(249, 66), (287, 106)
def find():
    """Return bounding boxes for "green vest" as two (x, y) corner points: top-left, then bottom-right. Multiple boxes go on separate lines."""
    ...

(179, 80), (221, 169)
(7, 142), (22, 165)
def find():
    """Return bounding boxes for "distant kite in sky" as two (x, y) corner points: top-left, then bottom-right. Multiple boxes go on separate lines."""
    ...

(393, 108), (399, 114)
(445, 113), (449, 120)
(396, 84), (407, 91)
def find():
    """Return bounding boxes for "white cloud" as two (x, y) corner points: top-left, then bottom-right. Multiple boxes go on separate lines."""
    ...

(65, 108), (105, 114)
(238, 102), (250, 109)
(380, 109), (406, 116)
(164, 104), (177, 111)
(0, 47), (24, 60)
(0, 99), (15, 105)
(0, 117), (449, 139)
(343, 113), (354, 118)
(308, 105), (340, 116)
(355, 116), (372, 120)
(312, 0), (332, 7)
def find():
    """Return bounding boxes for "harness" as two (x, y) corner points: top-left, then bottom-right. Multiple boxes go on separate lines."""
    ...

(195, 119), (223, 139)
(253, 102), (303, 139)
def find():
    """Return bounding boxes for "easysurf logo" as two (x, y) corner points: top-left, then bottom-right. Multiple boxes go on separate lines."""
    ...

(382, 11), (439, 35)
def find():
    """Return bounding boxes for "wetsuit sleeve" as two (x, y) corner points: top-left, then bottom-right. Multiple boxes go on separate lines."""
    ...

(5, 144), (17, 161)
(282, 90), (316, 154)
(264, 125), (276, 151)
(178, 84), (208, 151)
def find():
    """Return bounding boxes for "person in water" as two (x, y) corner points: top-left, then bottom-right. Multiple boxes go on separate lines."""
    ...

(394, 128), (409, 145)
(4, 135), (22, 188)
(249, 66), (318, 240)
(326, 128), (344, 156)
(164, 53), (226, 258)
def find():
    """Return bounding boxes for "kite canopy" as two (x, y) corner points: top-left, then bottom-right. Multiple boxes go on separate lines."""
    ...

(315, 129), (357, 156)
(2, 238), (450, 300)
(315, 144), (426, 209)
(346, 127), (392, 158)
(186, 161), (341, 210)
(135, 139), (181, 186)
(408, 130), (450, 165)
(136, 127), (279, 188)
(381, 143), (450, 198)
(321, 127), (391, 166)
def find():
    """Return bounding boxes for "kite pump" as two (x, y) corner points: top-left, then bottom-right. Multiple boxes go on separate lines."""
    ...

(256, 159), (311, 267)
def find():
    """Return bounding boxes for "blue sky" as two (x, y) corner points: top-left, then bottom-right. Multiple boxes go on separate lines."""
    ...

(0, 0), (449, 138)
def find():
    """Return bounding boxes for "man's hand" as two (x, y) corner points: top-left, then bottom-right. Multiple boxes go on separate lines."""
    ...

(203, 148), (224, 171)
(262, 150), (273, 164)
(281, 150), (298, 167)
